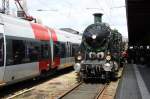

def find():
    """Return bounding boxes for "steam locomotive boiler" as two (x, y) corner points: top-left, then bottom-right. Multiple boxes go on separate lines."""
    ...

(74, 13), (122, 82)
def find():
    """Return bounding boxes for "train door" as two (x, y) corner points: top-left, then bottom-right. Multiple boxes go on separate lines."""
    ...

(0, 24), (5, 85)
(40, 41), (52, 70)
(52, 41), (60, 69)
(59, 42), (66, 66)
(69, 43), (74, 64)
(65, 42), (69, 66)
(65, 42), (72, 66)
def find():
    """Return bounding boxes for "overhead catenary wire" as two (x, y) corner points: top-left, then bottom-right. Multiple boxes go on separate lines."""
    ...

(32, 0), (72, 18)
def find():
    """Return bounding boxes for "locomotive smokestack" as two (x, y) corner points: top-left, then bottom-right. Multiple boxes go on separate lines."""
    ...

(93, 13), (103, 24)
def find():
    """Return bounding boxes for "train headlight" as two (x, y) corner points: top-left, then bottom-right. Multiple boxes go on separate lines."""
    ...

(74, 63), (81, 72)
(89, 52), (96, 59)
(92, 35), (97, 39)
(103, 63), (112, 71)
(106, 55), (111, 61)
(105, 63), (111, 67)
(77, 56), (82, 60)
(97, 52), (104, 59)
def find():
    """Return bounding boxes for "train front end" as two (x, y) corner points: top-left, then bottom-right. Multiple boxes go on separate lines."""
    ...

(83, 52), (116, 77)
(74, 50), (118, 82)
(74, 13), (119, 82)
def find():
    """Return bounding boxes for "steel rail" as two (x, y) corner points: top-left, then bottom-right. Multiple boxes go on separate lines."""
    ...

(57, 82), (83, 99)
(57, 82), (107, 99)
(5, 87), (34, 99)
(95, 84), (107, 99)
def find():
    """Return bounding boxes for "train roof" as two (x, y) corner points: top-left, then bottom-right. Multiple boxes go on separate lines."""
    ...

(54, 29), (81, 44)
(0, 13), (81, 44)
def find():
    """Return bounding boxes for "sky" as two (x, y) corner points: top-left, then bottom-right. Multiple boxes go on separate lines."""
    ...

(7, 0), (128, 37)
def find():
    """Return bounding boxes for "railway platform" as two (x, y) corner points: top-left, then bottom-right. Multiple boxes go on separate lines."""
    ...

(115, 64), (150, 99)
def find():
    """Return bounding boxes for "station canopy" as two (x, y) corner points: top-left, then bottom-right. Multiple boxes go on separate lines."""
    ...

(126, 0), (150, 45)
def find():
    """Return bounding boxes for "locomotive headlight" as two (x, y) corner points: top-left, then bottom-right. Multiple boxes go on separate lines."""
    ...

(103, 63), (112, 71)
(77, 56), (82, 60)
(74, 63), (81, 72)
(106, 55), (111, 61)
(97, 52), (104, 59)
(104, 63), (111, 67)
(92, 35), (97, 39)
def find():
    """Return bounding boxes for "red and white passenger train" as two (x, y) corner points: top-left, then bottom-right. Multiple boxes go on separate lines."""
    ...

(0, 14), (81, 86)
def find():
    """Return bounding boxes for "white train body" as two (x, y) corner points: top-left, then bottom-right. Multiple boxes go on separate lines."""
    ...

(0, 14), (81, 86)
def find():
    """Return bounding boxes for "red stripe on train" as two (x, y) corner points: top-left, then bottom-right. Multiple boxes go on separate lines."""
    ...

(30, 23), (50, 40)
(30, 23), (51, 72)
(39, 59), (51, 71)
(31, 23), (60, 71)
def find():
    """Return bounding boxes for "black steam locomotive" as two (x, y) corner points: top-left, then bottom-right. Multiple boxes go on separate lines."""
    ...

(74, 13), (123, 82)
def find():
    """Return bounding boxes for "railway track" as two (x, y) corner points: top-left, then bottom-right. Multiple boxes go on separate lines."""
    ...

(5, 87), (34, 99)
(57, 82), (107, 99)
(1, 67), (124, 99)
(0, 67), (75, 99)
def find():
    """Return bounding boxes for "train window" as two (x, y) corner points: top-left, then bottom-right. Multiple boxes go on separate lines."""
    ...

(6, 36), (41, 66)
(13, 40), (25, 64)
(26, 41), (41, 62)
(6, 38), (25, 65)
(66, 42), (69, 57)
(60, 42), (66, 58)
(68, 43), (72, 57)
(0, 34), (4, 67)
(72, 44), (79, 56)
(6, 38), (13, 65)
(70, 43), (73, 57)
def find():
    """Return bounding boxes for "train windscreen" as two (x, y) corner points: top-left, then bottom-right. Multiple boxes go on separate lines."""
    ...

(0, 33), (4, 67)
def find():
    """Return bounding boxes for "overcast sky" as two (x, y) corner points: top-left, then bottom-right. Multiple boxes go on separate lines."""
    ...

(8, 0), (127, 37)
